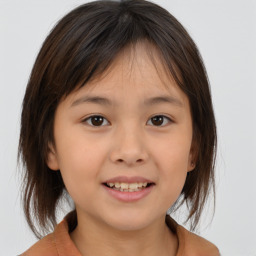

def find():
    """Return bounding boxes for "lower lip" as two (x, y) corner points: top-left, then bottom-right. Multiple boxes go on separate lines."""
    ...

(103, 185), (154, 202)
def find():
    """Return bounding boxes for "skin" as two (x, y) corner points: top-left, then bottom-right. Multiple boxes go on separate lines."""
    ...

(47, 42), (195, 256)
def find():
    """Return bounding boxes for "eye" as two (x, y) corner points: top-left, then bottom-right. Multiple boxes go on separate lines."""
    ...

(82, 115), (110, 127)
(147, 115), (172, 126)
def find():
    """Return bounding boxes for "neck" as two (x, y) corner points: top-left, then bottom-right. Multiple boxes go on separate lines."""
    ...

(70, 213), (178, 256)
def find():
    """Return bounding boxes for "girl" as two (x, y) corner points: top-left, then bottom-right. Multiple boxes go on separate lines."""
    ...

(19, 0), (219, 255)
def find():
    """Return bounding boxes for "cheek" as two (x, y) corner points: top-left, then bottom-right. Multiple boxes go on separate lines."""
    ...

(160, 149), (189, 193)
(153, 135), (192, 204)
(56, 127), (105, 168)
(158, 153), (188, 209)
(155, 134), (192, 172)
(54, 135), (106, 197)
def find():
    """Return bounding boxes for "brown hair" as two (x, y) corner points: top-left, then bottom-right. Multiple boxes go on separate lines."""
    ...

(19, 0), (217, 238)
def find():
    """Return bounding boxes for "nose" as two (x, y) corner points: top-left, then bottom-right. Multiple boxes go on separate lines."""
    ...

(109, 126), (149, 166)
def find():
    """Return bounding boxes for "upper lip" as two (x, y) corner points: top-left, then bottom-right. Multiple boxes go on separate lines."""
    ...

(103, 176), (155, 184)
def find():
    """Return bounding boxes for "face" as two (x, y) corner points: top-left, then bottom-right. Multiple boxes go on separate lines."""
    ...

(47, 43), (195, 232)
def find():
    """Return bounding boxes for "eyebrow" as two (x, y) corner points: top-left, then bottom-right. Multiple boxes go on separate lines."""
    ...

(71, 95), (183, 108)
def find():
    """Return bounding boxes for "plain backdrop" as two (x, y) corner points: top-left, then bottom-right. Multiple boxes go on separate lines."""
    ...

(0, 0), (255, 255)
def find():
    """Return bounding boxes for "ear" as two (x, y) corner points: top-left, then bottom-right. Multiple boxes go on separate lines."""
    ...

(187, 157), (196, 172)
(187, 139), (198, 172)
(46, 143), (59, 171)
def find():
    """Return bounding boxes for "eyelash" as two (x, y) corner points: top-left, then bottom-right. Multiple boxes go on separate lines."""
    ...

(82, 115), (173, 127)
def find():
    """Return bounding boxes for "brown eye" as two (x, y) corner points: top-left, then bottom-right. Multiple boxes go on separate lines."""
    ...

(147, 115), (172, 126)
(84, 115), (109, 126)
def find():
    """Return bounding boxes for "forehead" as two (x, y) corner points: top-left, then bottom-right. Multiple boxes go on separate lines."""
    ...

(62, 41), (188, 108)
(78, 43), (182, 93)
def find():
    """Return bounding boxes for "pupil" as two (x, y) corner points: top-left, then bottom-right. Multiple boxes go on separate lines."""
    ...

(92, 116), (103, 126)
(152, 116), (163, 126)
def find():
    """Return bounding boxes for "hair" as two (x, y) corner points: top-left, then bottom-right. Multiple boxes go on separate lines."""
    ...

(19, 0), (217, 239)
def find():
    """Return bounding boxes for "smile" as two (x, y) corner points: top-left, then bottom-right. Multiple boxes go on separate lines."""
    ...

(102, 176), (155, 201)
(104, 182), (152, 192)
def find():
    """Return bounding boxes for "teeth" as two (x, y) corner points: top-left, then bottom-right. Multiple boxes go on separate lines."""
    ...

(106, 182), (149, 192)
(115, 182), (121, 188)
(120, 183), (129, 189)
(129, 183), (138, 189)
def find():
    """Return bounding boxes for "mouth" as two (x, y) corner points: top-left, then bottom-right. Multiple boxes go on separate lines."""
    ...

(103, 182), (154, 192)
(102, 176), (155, 202)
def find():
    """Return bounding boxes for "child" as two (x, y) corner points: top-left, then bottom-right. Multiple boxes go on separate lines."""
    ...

(19, 0), (219, 255)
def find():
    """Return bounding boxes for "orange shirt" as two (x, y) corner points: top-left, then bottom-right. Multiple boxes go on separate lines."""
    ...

(20, 212), (220, 256)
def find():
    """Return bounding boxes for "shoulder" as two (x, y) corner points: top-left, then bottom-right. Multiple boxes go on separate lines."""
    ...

(19, 213), (81, 256)
(165, 215), (220, 256)
(19, 233), (58, 256)
(176, 225), (220, 256)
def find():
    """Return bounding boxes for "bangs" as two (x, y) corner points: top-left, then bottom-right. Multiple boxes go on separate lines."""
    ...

(40, 0), (185, 100)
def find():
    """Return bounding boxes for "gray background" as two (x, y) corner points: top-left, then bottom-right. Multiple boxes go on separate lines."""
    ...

(0, 0), (255, 255)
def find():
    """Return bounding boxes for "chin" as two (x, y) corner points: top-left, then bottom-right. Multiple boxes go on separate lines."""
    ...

(102, 210), (159, 231)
